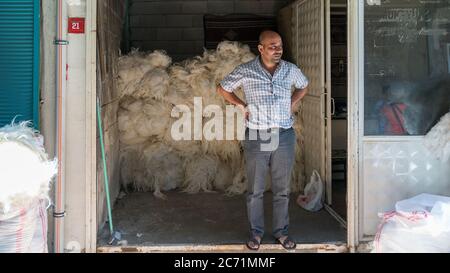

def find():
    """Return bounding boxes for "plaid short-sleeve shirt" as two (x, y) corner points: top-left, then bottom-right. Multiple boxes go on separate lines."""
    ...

(220, 56), (309, 130)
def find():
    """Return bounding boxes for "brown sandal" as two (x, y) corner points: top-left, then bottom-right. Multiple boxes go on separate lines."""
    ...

(278, 236), (296, 250)
(246, 237), (261, 251)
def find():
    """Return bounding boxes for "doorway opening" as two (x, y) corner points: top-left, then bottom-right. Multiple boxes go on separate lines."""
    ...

(96, 0), (350, 251)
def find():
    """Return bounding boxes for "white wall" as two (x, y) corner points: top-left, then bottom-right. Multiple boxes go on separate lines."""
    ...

(40, 0), (92, 253)
(63, 0), (89, 252)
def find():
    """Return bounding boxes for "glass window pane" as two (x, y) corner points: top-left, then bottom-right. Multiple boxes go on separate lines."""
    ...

(364, 0), (450, 136)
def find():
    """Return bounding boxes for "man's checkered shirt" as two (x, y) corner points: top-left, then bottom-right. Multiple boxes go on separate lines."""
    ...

(220, 56), (309, 130)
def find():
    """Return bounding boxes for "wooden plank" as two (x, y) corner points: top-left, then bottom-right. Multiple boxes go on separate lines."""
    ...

(98, 243), (349, 253)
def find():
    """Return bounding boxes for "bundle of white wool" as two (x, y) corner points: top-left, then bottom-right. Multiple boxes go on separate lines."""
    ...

(0, 122), (57, 213)
(116, 41), (306, 197)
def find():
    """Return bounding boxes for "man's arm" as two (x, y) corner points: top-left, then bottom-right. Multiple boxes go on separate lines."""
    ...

(291, 87), (308, 114)
(217, 86), (249, 120)
(217, 86), (246, 108)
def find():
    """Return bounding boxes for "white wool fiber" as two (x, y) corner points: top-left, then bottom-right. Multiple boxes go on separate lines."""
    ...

(117, 50), (171, 99)
(144, 50), (172, 69)
(183, 156), (218, 194)
(120, 143), (184, 199)
(424, 112), (450, 162)
(201, 139), (242, 163)
(117, 41), (306, 196)
(135, 68), (169, 100)
(119, 98), (172, 145)
(0, 122), (57, 213)
(226, 165), (247, 196)
(141, 143), (184, 199)
(161, 106), (203, 157)
(120, 145), (146, 192)
(213, 161), (233, 191)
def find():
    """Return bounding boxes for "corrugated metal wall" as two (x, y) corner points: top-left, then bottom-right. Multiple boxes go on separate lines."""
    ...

(293, 0), (326, 185)
(0, 0), (40, 127)
(97, 0), (126, 230)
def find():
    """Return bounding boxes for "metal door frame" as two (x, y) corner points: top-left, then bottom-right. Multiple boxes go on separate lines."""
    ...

(87, 0), (364, 253)
(347, 0), (363, 251)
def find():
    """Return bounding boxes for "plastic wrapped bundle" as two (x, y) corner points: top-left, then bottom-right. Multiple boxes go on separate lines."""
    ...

(0, 122), (56, 253)
(374, 194), (450, 253)
(0, 122), (57, 213)
(0, 200), (49, 253)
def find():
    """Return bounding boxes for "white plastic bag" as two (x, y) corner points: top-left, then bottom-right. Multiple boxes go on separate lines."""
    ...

(297, 170), (324, 212)
(374, 194), (450, 253)
(0, 199), (49, 253)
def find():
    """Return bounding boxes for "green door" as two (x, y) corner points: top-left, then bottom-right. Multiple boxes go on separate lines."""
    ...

(0, 0), (40, 128)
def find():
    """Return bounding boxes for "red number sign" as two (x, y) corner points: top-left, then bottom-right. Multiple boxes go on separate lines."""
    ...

(68, 18), (85, 34)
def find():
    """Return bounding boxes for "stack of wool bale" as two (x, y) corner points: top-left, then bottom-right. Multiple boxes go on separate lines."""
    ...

(117, 41), (306, 198)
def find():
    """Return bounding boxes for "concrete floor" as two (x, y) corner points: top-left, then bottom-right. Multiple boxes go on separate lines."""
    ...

(98, 191), (347, 247)
(331, 179), (347, 219)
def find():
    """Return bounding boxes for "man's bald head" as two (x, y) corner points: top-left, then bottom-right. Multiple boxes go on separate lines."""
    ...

(259, 31), (282, 45)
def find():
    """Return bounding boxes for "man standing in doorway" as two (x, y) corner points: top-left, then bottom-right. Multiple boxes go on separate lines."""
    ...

(217, 31), (309, 251)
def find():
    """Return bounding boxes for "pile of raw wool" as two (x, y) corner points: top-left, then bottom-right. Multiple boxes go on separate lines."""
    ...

(117, 41), (306, 198)
(0, 122), (57, 213)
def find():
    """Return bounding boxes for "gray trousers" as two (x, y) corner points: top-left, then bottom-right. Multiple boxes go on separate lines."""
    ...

(243, 127), (296, 239)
